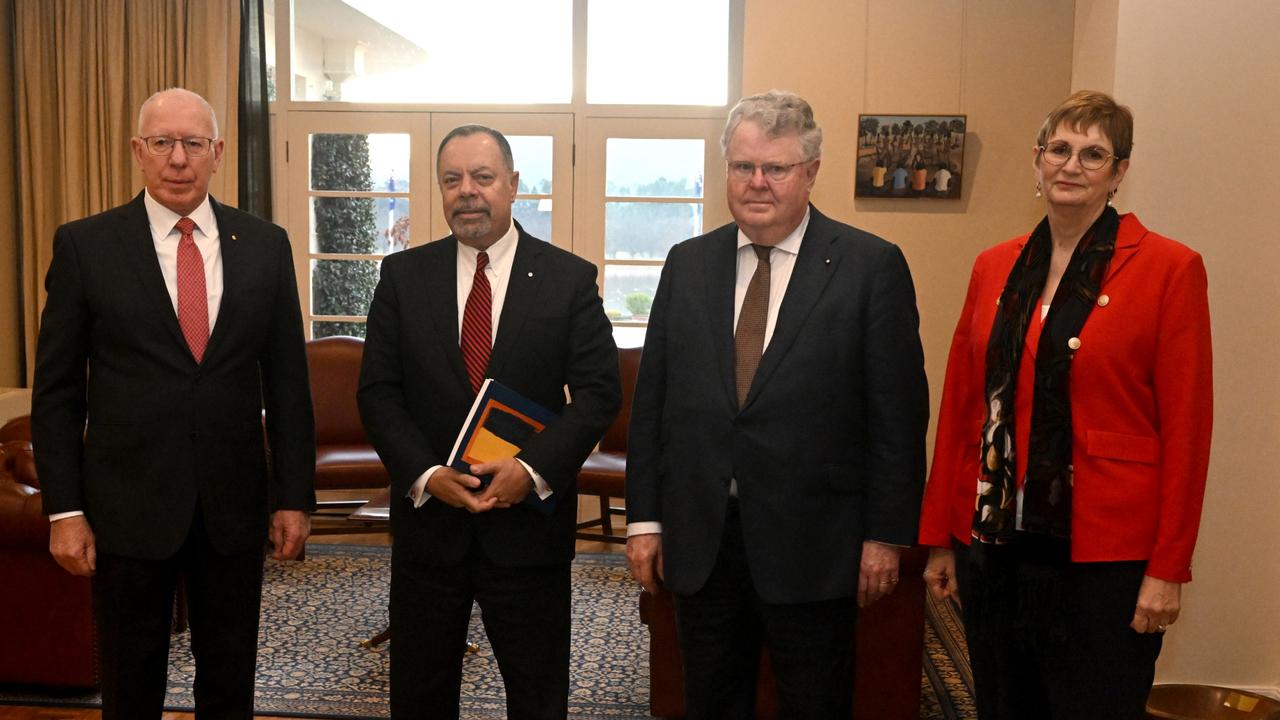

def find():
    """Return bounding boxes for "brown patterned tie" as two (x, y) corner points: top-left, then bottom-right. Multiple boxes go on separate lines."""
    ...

(734, 244), (772, 407)
(174, 217), (209, 363)
(460, 251), (492, 393)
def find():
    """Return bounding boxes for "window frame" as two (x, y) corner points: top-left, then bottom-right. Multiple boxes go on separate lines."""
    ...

(268, 0), (744, 340)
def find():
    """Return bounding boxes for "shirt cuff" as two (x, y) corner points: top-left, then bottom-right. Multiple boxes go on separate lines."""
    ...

(408, 466), (444, 508)
(516, 459), (553, 500)
(627, 521), (663, 537)
(48, 510), (86, 523)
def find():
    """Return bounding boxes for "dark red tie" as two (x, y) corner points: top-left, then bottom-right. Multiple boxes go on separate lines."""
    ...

(461, 251), (492, 393)
(174, 217), (209, 363)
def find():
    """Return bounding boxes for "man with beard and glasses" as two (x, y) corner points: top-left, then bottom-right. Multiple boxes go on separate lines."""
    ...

(358, 125), (620, 719)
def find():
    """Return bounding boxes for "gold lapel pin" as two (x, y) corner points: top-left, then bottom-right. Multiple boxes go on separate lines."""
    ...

(231, 234), (238, 241)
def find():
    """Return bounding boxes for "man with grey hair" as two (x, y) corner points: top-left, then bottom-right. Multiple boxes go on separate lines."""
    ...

(359, 124), (619, 719)
(32, 87), (315, 718)
(626, 90), (928, 718)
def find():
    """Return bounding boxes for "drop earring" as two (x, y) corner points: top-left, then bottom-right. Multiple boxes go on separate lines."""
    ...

(1035, 182), (1042, 198)
(1107, 188), (1116, 206)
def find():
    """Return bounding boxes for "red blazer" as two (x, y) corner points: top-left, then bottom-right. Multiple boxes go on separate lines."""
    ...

(918, 214), (1212, 582)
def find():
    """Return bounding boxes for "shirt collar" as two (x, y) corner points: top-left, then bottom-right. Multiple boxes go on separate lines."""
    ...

(736, 207), (810, 256)
(144, 190), (215, 239)
(457, 219), (518, 269)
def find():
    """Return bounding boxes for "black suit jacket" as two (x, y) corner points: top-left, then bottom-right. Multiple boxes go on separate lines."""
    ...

(626, 207), (929, 604)
(357, 227), (620, 567)
(31, 192), (316, 560)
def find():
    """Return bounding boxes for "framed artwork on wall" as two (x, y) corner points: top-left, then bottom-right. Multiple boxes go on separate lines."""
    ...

(855, 114), (966, 199)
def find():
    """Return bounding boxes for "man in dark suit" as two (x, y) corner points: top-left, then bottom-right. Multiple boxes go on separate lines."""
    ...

(626, 90), (929, 719)
(31, 88), (315, 719)
(357, 125), (620, 720)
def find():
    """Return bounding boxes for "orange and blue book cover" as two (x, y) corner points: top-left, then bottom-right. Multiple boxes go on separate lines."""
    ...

(447, 378), (558, 514)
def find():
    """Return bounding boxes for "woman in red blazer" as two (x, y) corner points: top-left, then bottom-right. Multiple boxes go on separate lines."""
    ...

(918, 91), (1212, 719)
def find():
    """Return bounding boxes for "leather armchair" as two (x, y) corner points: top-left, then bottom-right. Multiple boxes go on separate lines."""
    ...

(0, 439), (97, 687)
(639, 545), (928, 719)
(305, 336), (389, 519)
(575, 346), (642, 544)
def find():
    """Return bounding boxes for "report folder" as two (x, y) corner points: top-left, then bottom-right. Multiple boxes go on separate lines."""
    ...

(447, 378), (558, 514)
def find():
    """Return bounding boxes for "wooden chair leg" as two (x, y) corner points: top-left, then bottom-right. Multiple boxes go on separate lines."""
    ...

(599, 495), (613, 536)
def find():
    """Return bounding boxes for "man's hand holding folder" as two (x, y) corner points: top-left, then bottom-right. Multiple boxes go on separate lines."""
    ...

(472, 458), (535, 509)
(444, 379), (560, 515)
(424, 466), (498, 514)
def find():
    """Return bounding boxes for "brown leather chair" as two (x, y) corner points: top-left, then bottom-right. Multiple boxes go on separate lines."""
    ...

(0, 413), (30, 442)
(305, 336), (389, 519)
(0, 439), (98, 687)
(575, 345), (641, 544)
(639, 545), (929, 719)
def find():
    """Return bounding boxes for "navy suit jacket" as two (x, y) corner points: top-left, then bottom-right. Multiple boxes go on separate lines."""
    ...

(32, 192), (316, 560)
(626, 207), (929, 604)
(357, 227), (620, 567)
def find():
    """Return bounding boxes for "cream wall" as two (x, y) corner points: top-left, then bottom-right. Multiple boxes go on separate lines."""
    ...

(741, 0), (1075, 463)
(1075, 0), (1280, 694)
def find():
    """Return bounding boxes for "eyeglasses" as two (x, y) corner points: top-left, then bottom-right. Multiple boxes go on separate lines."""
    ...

(727, 160), (809, 182)
(140, 136), (216, 157)
(1037, 142), (1117, 171)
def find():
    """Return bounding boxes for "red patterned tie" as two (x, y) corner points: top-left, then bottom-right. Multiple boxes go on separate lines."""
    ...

(460, 251), (492, 393)
(174, 217), (209, 363)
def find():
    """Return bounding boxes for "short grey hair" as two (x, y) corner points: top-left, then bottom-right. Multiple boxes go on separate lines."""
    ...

(137, 88), (219, 138)
(720, 90), (822, 161)
(437, 124), (515, 173)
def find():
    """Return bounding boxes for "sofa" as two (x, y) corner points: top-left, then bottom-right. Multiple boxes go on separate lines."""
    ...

(638, 545), (928, 719)
(0, 439), (97, 687)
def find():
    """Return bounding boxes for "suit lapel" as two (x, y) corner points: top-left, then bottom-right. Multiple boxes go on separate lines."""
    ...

(704, 227), (740, 410)
(1102, 213), (1145, 286)
(205, 198), (243, 364)
(118, 194), (189, 354)
(488, 232), (544, 381)
(742, 209), (839, 408)
(424, 237), (470, 391)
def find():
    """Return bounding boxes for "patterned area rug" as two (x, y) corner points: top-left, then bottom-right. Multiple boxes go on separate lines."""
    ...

(922, 589), (977, 719)
(0, 544), (975, 719)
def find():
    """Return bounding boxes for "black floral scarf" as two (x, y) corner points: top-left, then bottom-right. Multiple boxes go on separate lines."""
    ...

(972, 206), (1119, 543)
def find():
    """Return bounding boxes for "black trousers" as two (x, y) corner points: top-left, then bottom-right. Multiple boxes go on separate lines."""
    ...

(955, 538), (1163, 720)
(673, 500), (858, 720)
(92, 510), (265, 720)
(389, 540), (572, 720)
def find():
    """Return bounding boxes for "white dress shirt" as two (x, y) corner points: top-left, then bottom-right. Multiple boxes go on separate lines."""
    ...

(144, 190), (224, 331)
(408, 221), (552, 507)
(626, 210), (811, 537)
(50, 191), (223, 524)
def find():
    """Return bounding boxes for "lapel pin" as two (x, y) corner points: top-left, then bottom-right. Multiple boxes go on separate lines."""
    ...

(528, 271), (534, 277)
(231, 234), (238, 241)
(825, 258), (831, 264)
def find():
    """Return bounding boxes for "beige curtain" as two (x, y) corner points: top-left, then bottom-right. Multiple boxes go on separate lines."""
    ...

(15, 0), (241, 383)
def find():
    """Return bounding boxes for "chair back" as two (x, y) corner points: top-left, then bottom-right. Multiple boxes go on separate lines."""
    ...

(0, 415), (31, 443)
(305, 336), (371, 445)
(598, 346), (642, 453)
